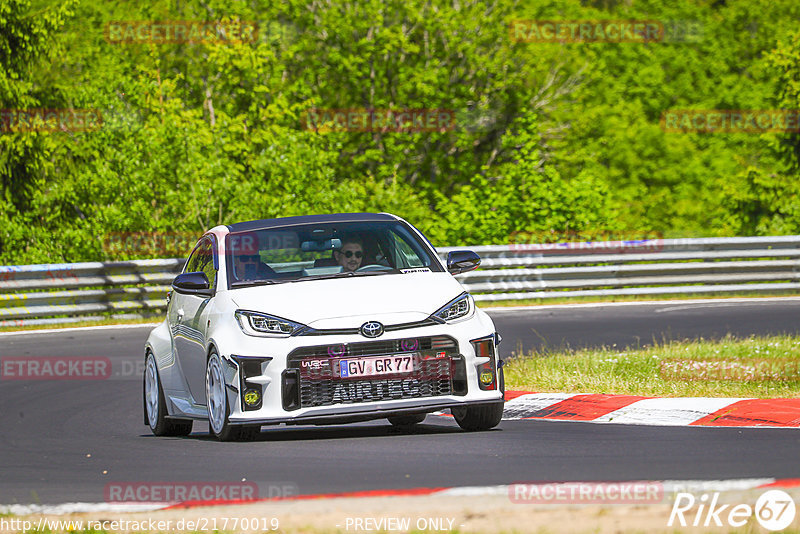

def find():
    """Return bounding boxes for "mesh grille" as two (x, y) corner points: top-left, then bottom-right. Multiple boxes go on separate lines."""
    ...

(286, 336), (458, 408)
(289, 335), (456, 359)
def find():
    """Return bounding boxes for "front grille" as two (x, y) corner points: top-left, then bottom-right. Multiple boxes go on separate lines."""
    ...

(294, 318), (440, 336)
(284, 335), (461, 409)
(289, 335), (456, 359)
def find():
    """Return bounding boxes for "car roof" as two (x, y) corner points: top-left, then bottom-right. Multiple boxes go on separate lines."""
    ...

(226, 212), (399, 233)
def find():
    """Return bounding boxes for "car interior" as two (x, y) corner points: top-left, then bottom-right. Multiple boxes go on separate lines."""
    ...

(227, 222), (435, 286)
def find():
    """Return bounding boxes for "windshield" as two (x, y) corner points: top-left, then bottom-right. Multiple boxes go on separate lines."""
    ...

(225, 220), (443, 288)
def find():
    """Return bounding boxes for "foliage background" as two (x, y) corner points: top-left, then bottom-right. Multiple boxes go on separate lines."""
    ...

(1, 0), (799, 263)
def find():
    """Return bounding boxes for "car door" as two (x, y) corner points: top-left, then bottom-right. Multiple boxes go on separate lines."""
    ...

(171, 236), (217, 406)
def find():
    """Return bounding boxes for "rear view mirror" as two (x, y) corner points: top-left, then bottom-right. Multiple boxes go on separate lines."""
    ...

(172, 272), (211, 295)
(301, 238), (342, 252)
(447, 250), (481, 275)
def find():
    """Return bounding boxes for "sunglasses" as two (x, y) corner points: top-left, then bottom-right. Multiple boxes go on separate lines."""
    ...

(340, 250), (363, 258)
(238, 254), (260, 262)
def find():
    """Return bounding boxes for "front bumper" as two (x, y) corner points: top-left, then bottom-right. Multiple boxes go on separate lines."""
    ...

(213, 311), (503, 425)
(227, 399), (504, 426)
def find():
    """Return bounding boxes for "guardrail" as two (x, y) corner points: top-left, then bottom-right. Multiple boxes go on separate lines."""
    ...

(0, 259), (184, 326)
(439, 236), (800, 301)
(1, 236), (799, 326)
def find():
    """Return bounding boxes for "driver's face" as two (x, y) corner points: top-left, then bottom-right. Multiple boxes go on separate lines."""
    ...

(235, 253), (259, 279)
(335, 243), (363, 272)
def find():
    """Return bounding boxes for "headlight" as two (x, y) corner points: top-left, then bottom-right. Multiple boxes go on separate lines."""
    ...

(431, 293), (474, 323)
(235, 310), (306, 337)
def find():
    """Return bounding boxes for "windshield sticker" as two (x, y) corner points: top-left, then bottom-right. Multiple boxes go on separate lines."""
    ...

(400, 267), (431, 274)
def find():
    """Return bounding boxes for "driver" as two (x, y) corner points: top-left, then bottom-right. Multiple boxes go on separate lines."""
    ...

(334, 237), (364, 272)
(230, 232), (273, 280)
(235, 253), (265, 280)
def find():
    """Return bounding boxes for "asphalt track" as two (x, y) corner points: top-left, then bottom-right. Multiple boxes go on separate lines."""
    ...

(1, 299), (799, 505)
(491, 298), (800, 359)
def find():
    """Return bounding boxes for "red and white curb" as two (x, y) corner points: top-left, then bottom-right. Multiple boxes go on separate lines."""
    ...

(4, 479), (799, 514)
(502, 391), (800, 428)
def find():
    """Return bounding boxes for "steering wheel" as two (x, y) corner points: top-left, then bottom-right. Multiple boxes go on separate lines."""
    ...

(356, 264), (394, 272)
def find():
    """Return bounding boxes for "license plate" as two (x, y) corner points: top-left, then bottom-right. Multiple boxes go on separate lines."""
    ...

(339, 354), (416, 378)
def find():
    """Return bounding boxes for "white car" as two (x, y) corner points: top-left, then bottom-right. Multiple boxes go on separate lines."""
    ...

(143, 213), (504, 440)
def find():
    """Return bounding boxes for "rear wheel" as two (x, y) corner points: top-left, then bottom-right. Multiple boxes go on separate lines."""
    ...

(452, 402), (504, 432)
(387, 414), (426, 430)
(144, 353), (193, 437)
(206, 351), (260, 441)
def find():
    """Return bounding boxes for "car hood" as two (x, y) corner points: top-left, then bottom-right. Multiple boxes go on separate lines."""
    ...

(229, 272), (465, 328)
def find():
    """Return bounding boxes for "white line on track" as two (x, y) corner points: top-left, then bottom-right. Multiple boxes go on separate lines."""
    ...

(2, 297), (799, 335)
(593, 397), (752, 426)
(483, 296), (800, 314)
(2, 479), (786, 514)
(0, 323), (159, 337)
(439, 479), (780, 497)
(502, 393), (579, 420)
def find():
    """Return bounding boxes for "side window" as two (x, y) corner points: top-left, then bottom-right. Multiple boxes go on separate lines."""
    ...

(392, 233), (424, 268)
(184, 242), (202, 273)
(195, 239), (217, 290)
(183, 238), (217, 290)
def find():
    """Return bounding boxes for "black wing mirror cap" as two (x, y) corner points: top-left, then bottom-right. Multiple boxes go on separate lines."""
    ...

(172, 272), (211, 295)
(447, 250), (481, 275)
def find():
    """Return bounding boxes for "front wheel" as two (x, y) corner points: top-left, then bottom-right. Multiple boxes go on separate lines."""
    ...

(206, 351), (259, 441)
(451, 402), (504, 431)
(144, 353), (193, 436)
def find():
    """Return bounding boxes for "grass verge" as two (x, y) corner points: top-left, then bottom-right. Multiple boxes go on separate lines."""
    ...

(504, 334), (800, 398)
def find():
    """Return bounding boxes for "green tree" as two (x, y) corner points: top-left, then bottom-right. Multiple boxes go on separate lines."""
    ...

(0, 0), (76, 263)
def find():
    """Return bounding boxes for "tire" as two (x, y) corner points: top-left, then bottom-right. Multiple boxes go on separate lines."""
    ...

(238, 425), (261, 441)
(453, 360), (505, 432)
(206, 351), (260, 441)
(451, 402), (504, 431)
(387, 414), (426, 429)
(144, 353), (193, 437)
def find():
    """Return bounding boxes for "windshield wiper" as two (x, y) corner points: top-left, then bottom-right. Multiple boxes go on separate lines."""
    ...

(351, 270), (394, 277)
(288, 272), (357, 283)
(230, 279), (284, 288)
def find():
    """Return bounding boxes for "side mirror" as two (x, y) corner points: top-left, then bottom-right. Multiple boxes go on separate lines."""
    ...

(447, 250), (481, 275)
(172, 272), (211, 295)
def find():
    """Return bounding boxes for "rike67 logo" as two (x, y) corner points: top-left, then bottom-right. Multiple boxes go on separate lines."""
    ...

(669, 490), (796, 531)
